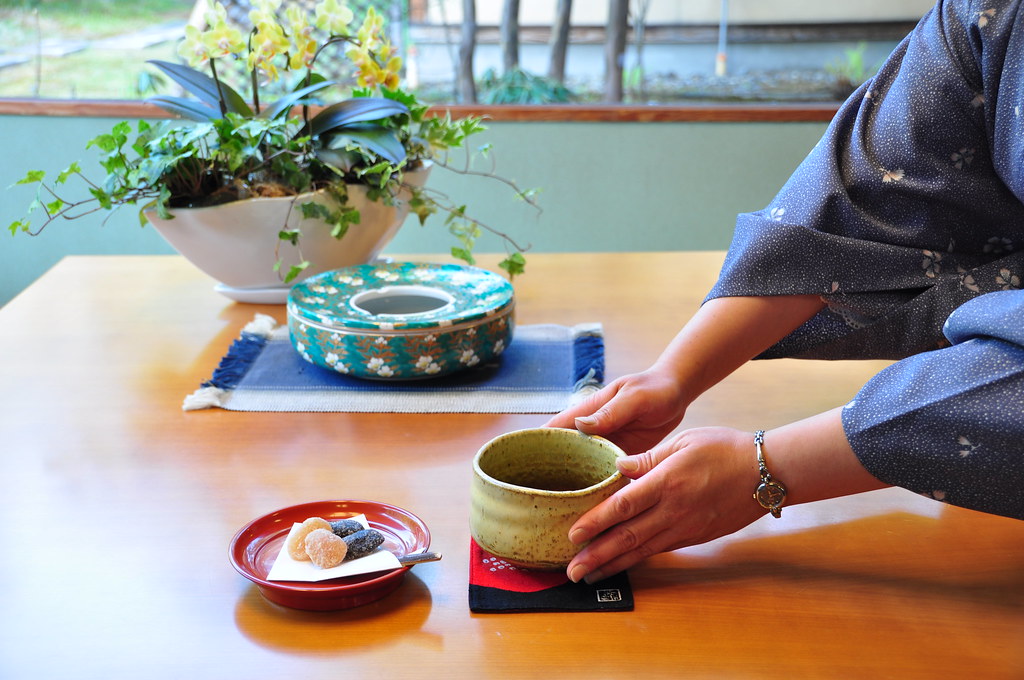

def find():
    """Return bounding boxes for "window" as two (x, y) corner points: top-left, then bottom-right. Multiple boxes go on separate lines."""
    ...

(0, 0), (934, 105)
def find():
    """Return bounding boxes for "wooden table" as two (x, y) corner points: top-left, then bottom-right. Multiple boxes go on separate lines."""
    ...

(1, 253), (1022, 680)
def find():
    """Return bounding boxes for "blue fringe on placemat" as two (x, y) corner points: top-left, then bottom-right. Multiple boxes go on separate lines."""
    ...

(571, 326), (604, 395)
(183, 315), (606, 414)
(203, 333), (270, 390)
(200, 314), (277, 391)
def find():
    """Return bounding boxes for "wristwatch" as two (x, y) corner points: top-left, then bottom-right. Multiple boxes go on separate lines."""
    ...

(752, 430), (787, 518)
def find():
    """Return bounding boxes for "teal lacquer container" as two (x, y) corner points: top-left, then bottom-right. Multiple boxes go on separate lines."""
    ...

(287, 262), (515, 380)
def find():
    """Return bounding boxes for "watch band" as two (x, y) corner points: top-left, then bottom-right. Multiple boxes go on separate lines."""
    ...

(753, 429), (787, 518)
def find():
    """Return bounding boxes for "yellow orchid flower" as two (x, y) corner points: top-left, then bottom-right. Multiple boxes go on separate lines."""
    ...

(203, 1), (230, 28)
(289, 36), (318, 70)
(356, 7), (386, 52)
(199, 1), (245, 58)
(314, 0), (354, 36)
(248, 0), (283, 33)
(346, 45), (379, 88)
(203, 22), (246, 59)
(251, 0), (282, 14)
(383, 54), (402, 89)
(177, 24), (212, 67)
(285, 4), (318, 68)
(247, 18), (290, 81)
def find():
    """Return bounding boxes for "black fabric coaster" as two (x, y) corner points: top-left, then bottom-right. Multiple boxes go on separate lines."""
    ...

(468, 539), (633, 613)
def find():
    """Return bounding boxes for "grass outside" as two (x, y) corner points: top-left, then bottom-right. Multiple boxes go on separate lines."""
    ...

(0, 44), (183, 99)
(0, 0), (193, 98)
(0, 0), (192, 44)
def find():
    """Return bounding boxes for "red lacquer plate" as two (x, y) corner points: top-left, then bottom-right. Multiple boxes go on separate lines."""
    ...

(229, 499), (431, 611)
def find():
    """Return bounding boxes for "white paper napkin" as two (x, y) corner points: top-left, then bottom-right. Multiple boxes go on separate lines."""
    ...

(266, 515), (403, 582)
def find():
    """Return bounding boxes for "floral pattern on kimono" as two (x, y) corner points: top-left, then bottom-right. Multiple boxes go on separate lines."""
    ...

(842, 289), (1024, 519)
(708, 0), (1024, 361)
(706, 0), (1024, 519)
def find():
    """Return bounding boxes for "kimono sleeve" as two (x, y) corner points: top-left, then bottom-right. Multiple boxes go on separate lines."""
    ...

(841, 290), (1024, 520)
(707, 0), (1024, 361)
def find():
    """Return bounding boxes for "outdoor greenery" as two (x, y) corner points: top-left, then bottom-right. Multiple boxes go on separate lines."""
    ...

(0, 0), (191, 41)
(0, 1), (882, 104)
(825, 42), (877, 99)
(7, 1), (536, 280)
(0, 0), (190, 98)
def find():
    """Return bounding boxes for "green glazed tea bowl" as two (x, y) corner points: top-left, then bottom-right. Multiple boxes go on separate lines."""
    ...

(470, 427), (629, 569)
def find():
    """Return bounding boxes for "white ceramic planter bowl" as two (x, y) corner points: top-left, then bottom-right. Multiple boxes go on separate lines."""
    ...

(144, 165), (431, 302)
(470, 428), (628, 569)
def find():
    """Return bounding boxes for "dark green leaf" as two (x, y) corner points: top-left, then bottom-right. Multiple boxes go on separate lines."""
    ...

(308, 98), (409, 137)
(259, 80), (335, 120)
(298, 202), (333, 221)
(314, 148), (358, 174)
(326, 126), (406, 164)
(147, 60), (252, 116)
(330, 221), (350, 239)
(146, 95), (220, 122)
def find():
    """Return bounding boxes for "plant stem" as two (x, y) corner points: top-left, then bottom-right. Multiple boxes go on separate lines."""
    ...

(208, 59), (229, 116)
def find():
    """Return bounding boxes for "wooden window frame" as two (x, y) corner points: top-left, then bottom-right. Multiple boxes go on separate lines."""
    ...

(0, 98), (839, 122)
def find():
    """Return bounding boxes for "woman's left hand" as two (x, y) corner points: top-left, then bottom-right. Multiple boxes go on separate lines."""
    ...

(566, 426), (763, 584)
(566, 408), (890, 583)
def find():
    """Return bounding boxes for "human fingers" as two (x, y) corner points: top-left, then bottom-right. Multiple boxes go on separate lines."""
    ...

(570, 524), (680, 584)
(566, 428), (757, 583)
(615, 449), (663, 479)
(565, 452), (667, 549)
(542, 380), (624, 429)
(565, 487), (686, 584)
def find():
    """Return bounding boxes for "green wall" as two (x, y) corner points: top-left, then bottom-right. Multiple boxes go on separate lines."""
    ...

(0, 114), (827, 307)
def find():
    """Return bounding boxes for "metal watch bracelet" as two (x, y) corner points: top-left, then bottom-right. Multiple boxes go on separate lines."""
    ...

(752, 429), (788, 518)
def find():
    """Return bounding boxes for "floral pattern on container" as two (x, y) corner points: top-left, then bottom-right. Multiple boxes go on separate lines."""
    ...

(287, 262), (515, 380)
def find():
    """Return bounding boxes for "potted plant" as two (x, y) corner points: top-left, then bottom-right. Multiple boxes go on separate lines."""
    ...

(8, 1), (535, 299)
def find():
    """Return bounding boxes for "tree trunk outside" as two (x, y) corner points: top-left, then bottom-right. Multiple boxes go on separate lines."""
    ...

(632, 0), (652, 100)
(501, 0), (520, 72)
(458, 0), (477, 103)
(604, 0), (628, 102)
(548, 0), (572, 83)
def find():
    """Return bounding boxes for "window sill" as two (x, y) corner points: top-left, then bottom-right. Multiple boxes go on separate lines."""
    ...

(0, 98), (839, 123)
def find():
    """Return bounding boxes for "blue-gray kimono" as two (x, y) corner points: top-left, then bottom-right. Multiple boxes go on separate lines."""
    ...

(708, 0), (1024, 519)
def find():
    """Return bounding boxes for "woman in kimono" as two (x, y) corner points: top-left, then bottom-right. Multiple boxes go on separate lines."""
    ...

(548, 0), (1024, 586)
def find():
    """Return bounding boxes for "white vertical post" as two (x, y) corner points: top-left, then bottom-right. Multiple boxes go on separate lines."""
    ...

(715, 0), (729, 77)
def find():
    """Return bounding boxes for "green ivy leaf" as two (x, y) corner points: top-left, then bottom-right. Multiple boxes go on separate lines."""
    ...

(450, 246), (475, 265)
(330, 221), (350, 239)
(283, 261), (309, 283)
(88, 187), (113, 210)
(299, 202), (332, 221)
(55, 162), (81, 184)
(12, 170), (45, 186)
(499, 253), (526, 277)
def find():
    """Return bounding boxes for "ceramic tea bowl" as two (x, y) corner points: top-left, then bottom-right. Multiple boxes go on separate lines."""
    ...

(470, 427), (628, 569)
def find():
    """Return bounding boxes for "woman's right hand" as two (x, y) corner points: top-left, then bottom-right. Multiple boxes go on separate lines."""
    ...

(544, 367), (689, 454)
(547, 294), (827, 454)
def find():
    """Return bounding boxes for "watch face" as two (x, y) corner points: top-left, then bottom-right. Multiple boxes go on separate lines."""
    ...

(755, 481), (786, 509)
